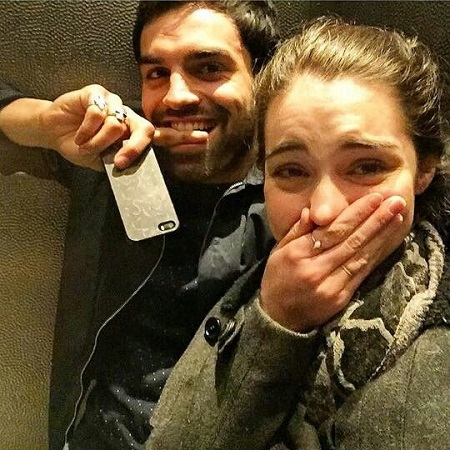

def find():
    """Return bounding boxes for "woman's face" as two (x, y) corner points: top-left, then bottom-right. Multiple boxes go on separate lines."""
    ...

(264, 73), (431, 242)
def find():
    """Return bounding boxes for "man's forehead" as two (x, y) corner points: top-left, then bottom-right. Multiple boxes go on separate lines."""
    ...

(140, 7), (245, 59)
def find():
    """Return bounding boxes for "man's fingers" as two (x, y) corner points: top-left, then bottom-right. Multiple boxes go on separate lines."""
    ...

(113, 110), (156, 168)
(74, 87), (113, 146)
(77, 102), (156, 169)
(75, 87), (128, 147)
(77, 119), (125, 154)
(74, 109), (108, 146)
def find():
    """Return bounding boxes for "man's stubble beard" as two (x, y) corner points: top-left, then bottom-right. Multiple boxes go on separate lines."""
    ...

(156, 111), (255, 184)
(204, 112), (255, 182)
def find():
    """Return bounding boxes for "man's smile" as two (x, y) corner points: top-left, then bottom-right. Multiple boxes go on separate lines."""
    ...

(169, 120), (216, 132)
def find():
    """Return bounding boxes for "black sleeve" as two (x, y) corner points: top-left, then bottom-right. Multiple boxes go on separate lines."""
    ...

(0, 82), (26, 109)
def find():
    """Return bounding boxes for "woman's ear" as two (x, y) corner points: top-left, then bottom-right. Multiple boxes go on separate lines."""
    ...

(415, 156), (439, 194)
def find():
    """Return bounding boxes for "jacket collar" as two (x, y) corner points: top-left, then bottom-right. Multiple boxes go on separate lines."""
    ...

(244, 164), (264, 186)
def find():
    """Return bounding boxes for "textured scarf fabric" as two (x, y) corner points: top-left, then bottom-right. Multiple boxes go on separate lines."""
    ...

(304, 221), (445, 427)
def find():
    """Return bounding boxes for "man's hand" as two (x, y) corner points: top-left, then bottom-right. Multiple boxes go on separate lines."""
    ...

(260, 193), (407, 332)
(40, 84), (155, 171)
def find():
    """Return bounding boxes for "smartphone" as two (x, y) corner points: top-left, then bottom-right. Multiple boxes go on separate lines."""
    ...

(102, 145), (179, 241)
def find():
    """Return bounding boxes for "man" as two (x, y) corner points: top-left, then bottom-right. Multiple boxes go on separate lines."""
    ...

(0, 2), (278, 449)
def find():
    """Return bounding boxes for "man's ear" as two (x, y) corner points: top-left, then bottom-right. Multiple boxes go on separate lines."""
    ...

(415, 156), (439, 194)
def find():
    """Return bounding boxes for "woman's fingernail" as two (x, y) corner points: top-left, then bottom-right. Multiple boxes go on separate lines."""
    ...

(369, 193), (383, 209)
(388, 197), (406, 214)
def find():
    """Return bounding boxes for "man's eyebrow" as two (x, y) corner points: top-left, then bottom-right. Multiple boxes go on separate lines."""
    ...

(138, 49), (232, 65)
(185, 49), (232, 60)
(138, 54), (163, 65)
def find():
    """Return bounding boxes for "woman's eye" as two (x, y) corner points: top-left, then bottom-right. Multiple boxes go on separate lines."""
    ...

(350, 160), (388, 176)
(273, 165), (309, 178)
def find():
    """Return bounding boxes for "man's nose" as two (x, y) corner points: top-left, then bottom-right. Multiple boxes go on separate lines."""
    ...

(309, 177), (349, 227)
(163, 73), (200, 110)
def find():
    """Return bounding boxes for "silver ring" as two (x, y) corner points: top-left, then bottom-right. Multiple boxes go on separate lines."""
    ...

(107, 108), (128, 124)
(88, 94), (107, 111)
(311, 234), (322, 250)
(341, 265), (352, 277)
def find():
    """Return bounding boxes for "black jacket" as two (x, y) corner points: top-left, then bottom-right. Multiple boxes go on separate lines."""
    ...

(49, 162), (273, 450)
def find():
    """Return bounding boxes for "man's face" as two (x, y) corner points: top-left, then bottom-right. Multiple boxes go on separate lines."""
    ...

(139, 6), (255, 184)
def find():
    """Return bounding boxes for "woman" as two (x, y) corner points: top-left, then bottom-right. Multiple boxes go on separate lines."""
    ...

(146, 18), (450, 450)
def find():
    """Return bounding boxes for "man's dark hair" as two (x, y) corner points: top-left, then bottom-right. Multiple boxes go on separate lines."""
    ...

(132, 1), (279, 74)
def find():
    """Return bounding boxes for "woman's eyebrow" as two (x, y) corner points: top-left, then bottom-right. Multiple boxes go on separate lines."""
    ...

(265, 141), (308, 161)
(264, 134), (401, 159)
(341, 135), (399, 151)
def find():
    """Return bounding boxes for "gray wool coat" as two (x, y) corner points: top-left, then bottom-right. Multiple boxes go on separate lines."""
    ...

(146, 247), (450, 450)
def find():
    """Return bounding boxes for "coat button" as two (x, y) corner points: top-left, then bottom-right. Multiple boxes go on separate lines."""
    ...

(204, 317), (222, 346)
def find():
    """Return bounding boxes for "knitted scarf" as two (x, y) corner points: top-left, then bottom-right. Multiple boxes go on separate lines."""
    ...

(304, 221), (445, 427)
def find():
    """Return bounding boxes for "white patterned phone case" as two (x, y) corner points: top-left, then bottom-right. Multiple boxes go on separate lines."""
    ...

(102, 146), (179, 241)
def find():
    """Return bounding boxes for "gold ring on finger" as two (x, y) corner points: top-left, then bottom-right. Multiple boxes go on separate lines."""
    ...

(106, 108), (128, 124)
(341, 265), (353, 277)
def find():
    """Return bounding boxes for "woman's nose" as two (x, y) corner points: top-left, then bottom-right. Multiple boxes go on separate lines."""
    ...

(309, 177), (349, 227)
(163, 73), (200, 109)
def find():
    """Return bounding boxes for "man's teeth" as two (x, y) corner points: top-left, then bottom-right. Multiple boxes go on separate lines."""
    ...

(171, 122), (211, 131)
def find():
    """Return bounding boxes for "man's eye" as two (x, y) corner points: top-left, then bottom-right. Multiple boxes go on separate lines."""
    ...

(197, 63), (225, 77)
(145, 67), (170, 80)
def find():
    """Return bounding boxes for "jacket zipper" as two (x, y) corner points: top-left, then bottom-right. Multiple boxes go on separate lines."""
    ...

(63, 237), (166, 449)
